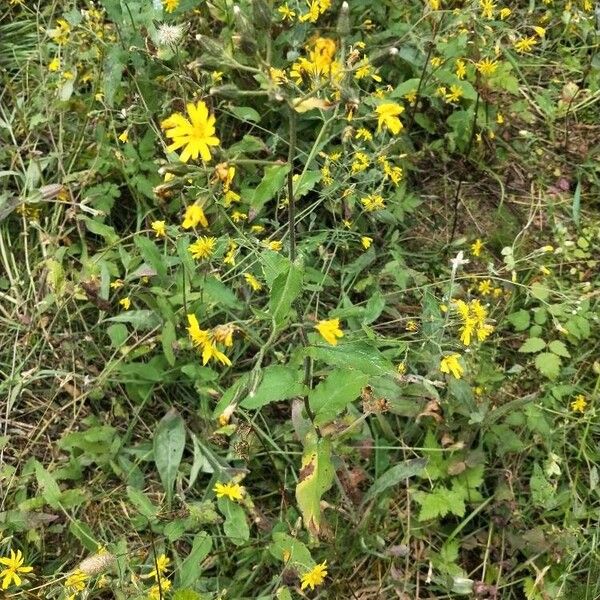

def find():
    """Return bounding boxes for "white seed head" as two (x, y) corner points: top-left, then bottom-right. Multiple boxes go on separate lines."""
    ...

(157, 23), (183, 46)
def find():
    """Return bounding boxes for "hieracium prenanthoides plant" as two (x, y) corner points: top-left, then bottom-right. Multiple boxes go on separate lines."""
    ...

(2, 0), (598, 597)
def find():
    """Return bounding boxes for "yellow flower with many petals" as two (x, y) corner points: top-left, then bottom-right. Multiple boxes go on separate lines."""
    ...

(182, 205), (208, 229)
(471, 238), (484, 257)
(361, 236), (373, 250)
(440, 354), (464, 379)
(0, 550), (33, 590)
(570, 394), (587, 413)
(163, 0), (179, 13)
(214, 482), (244, 501)
(161, 101), (220, 163)
(476, 58), (499, 77)
(278, 3), (296, 21)
(189, 236), (216, 260)
(187, 314), (232, 366)
(48, 57), (60, 72)
(119, 297), (131, 310)
(244, 273), (262, 291)
(375, 102), (404, 135)
(151, 220), (166, 238)
(300, 561), (328, 591)
(514, 36), (537, 54)
(315, 318), (344, 345)
(147, 554), (170, 581)
(65, 570), (88, 592)
(148, 579), (172, 600)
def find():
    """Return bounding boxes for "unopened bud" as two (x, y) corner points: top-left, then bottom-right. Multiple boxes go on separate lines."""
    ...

(337, 1), (350, 37)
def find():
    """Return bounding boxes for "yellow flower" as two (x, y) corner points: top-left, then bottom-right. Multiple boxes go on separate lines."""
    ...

(405, 320), (418, 332)
(214, 482), (244, 501)
(361, 194), (385, 212)
(224, 240), (238, 266)
(376, 102), (405, 135)
(148, 554), (170, 581)
(182, 205), (208, 229)
(48, 57), (60, 72)
(211, 71), (223, 83)
(454, 299), (494, 345)
(110, 279), (124, 289)
(0, 549), (33, 590)
(455, 59), (467, 80)
(514, 36), (537, 54)
(161, 101), (220, 163)
(189, 236), (216, 260)
(396, 362), (407, 375)
(430, 56), (443, 68)
(119, 297), (131, 310)
(300, 561), (328, 591)
(496, 112), (504, 124)
(361, 236), (373, 250)
(151, 220), (166, 238)
(440, 354), (464, 379)
(278, 3), (296, 21)
(428, 0), (441, 9)
(533, 26), (546, 38)
(269, 67), (287, 85)
(266, 240), (283, 252)
(471, 238), (484, 257)
(49, 18), (71, 44)
(477, 279), (493, 295)
(118, 130), (129, 143)
(244, 273), (262, 291)
(499, 7), (511, 19)
(187, 314), (232, 366)
(351, 151), (370, 173)
(479, 0), (496, 18)
(65, 570), (88, 592)
(444, 85), (463, 103)
(570, 394), (587, 413)
(162, 0), (179, 13)
(476, 58), (499, 77)
(148, 579), (172, 600)
(355, 128), (373, 142)
(315, 318), (344, 345)
(231, 210), (247, 223)
(251, 224), (265, 234)
(299, 0), (320, 23)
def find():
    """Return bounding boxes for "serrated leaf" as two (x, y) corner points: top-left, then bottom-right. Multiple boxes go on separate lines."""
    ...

(303, 341), (394, 376)
(518, 337), (546, 353)
(296, 436), (334, 534)
(153, 409), (186, 506)
(134, 235), (167, 280)
(269, 258), (304, 329)
(179, 532), (212, 588)
(218, 497), (249, 545)
(530, 282), (550, 301)
(34, 461), (61, 509)
(126, 486), (158, 520)
(530, 463), (555, 508)
(250, 164), (290, 212)
(269, 532), (313, 571)
(362, 458), (427, 504)
(534, 352), (561, 380)
(507, 309), (530, 331)
(548, 340), (570, 358)
(293, 170), (321, 199)
(241, 365), (306, 409)
(309, 369), (369, 426)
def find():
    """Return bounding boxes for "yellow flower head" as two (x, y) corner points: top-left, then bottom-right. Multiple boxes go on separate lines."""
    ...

(300, 561), (328, 591)
(187, 314), (232, 366)
(0, 549), (33, 590)
(119, 297), (131, 310)
(514, 36), (537, 54)
(361, 194), (385, 212)
(48, 57), (60, 72)
(149, 579), (172, 599)
(570, 394), (587, 413)
(161, 101), (220, 163)
(148, 554), (170, 581)
(476, 58), (499, 77)
(151, 220), (166, 238)
(278, 3), (296, 21)
(375, 102), (404, 135)
(315, 318), (344, 345)
(65, 570), (88, 592)
(244, 273), (262, 291)
(189, 236), (216, 260)
(361, 236), (373, 250)
(214, 482), (244, 501)
(163, 0), (179, 13)
(471, 238), (484, 257)
(440, 354), (464, 379)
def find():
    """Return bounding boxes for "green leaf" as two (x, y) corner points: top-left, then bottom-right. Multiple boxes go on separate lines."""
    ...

(507, 309), (530, 331)
(218, 498), (249, 545)
(572, 179), (581, 227)
(229, 105), (261, 123)
(303, 341), (394, 376)
(269, 258), (304, 329)
(309, 369), (369, 426)
(34, 461), (61, 509)
(534, 352), (561, 380)
(530, 282), (550, 301)
(153, 408), (186, 506)
(530, 463), (555, 508)
(362, 458), (427, 504)
(126, 486), (158, 520)
(296, 436), (334, 534)
(107, 323), (128, 347)
(102, 45), (126, 106)
(548, 340), (570, 358)
(293, 170), (321, 199)
(269, 532), (313, 571)
(414, 486), (466, 521)
(134, 235), (167, 280)
(81, 216), (119, 244)
(162, 320), (177, 366)
(178, 532), (212, 588)
(107, 310), (161, 330)
(518, 337), (546, 353)
(173, 590), (203, 600)
(250, 164), (290, 212)
(240, 365), (307, 409)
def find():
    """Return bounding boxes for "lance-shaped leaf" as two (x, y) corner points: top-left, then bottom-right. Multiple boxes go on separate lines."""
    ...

(153, 408), (186, 506)
(269, 257), (304, 329)
(295, 435), (334, 535)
